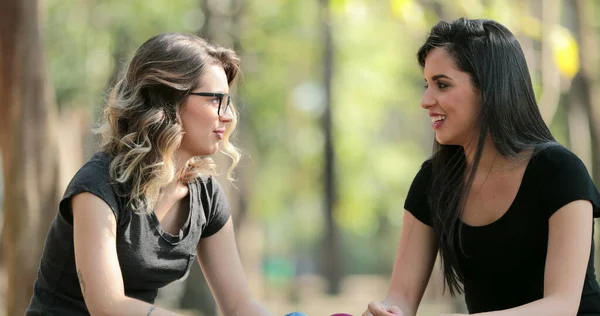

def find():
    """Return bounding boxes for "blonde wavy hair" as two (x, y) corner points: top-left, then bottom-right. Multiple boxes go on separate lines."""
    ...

(95, 33), (241, 212)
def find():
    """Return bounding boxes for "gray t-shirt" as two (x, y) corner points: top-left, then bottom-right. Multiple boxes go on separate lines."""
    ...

(26, 152), (231, 315)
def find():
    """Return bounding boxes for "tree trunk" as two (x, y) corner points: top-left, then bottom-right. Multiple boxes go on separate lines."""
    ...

(563, 0), (591, 168)
(574, 0), (600, 183)
(567, 74), (593, 178)
(539, 0), (563, 125)
(178, 1), (251, 314)
(0, 0), (61, 314)
(573, 0), (600, 282)
(319, 0), (342, 295)
(198, 0), (249, 234)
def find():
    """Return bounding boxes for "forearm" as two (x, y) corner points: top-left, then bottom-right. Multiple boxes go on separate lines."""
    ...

(230, 299), (272, 316)
(471, 296), (576, 316)
(88, 296), (181, 316)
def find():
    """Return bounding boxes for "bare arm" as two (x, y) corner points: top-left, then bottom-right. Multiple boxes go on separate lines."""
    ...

(446, 200), (593, 316)
(197, 217), (271, 316)
(365, 210), (438, 316)
(72, 192), (181, 316)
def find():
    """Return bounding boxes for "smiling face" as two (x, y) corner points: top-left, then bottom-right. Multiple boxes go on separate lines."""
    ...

(421, 47), (481, 147)
(177, 63), (233, 160)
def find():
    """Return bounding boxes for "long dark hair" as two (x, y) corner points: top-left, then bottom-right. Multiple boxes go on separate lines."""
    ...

(416, 18), (556, 295)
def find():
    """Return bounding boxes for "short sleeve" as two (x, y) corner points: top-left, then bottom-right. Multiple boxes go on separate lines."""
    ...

(200, 176), (231, 238)
(404, 160), (434, 226)
(539, 146), (600, 219)
(58, 153), (122, 223)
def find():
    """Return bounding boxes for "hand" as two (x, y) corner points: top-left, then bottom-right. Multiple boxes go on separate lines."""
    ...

(362, 301), (403, 316)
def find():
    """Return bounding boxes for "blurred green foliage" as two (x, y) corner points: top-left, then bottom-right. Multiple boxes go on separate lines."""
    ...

(41, 0), (591, 277)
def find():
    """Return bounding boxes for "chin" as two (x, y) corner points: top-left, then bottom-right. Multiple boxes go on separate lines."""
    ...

(435, 133), (447, 144)
(435, 133), (458, 146)
(200, 145), (220, 156)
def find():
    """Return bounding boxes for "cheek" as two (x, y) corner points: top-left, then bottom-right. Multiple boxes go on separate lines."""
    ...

(448, 93), (479, 119)
(465, 95), (481, 120)
(180, 107), (215, 132)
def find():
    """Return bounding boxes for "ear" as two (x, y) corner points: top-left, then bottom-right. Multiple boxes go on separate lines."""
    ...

(174, 104), (184, 124)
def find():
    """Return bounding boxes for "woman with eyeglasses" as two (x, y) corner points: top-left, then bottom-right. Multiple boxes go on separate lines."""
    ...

(26, 33), (272, 316)
(364, 18), (600, 316)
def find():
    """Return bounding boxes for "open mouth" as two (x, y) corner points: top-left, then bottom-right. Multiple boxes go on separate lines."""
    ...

(431, 115), (447, 123)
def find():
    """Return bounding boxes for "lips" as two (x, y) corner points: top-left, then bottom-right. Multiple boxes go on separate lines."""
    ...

(428, 112), (446, 129)
(214, 128), (226, 140)
(431, 115), (446, 123)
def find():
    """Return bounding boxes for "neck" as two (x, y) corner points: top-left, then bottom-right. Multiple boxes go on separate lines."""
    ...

(463, 135), (503, 172)
(463, 135), (531, 173)
(168, 149), (193, 188)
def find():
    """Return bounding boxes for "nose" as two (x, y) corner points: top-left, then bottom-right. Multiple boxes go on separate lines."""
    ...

(420, 88), (436, 110)
(219, 110), (233, 123)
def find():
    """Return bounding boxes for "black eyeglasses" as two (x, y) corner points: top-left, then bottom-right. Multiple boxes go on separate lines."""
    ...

(189, 92), (231, 116)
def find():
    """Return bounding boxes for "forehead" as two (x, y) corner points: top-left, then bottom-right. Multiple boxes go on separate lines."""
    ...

(197, 63), (229, 92)
(423, 47), (459, 75)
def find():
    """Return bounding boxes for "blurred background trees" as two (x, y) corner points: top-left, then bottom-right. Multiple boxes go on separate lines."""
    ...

(0, 0), (598, 315)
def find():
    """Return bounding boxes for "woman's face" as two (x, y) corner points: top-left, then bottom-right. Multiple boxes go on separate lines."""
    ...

(178, 63), (233, 159)
(421, 47), (481, 147)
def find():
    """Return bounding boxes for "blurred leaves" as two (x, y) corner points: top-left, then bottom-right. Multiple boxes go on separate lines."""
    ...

(551, 27), (580, 79)
(44, 0), (201, 108)
(390, 0), (427, 32)
(41, 0), (594, 275)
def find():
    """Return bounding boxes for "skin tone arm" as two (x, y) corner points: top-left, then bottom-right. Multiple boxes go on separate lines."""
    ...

(364, 211), (439, 316)
(442, 200), (593, 316)
(197, 217), (272, 316)
(73, 193), (181, 316)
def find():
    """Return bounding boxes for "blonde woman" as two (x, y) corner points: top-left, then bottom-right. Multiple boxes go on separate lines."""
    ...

(27, 33), (271, 316)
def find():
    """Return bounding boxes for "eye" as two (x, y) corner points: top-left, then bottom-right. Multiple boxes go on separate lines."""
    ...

(210, 97), (220, 104)
(437, 82), (449, 89)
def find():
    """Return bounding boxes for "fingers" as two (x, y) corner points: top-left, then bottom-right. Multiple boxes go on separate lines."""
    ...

(365, 302), (403, 316)
(368, 301), (385, 315)
(387, 305), (403, 315)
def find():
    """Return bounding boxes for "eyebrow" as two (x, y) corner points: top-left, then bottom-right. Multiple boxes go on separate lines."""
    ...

(191, 90), (227, 94)
(431, 74), (452, 81)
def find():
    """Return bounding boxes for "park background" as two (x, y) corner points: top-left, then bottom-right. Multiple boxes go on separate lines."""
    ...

(1, 0), (599, 315)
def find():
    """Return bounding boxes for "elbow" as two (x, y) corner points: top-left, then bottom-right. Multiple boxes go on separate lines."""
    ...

(85, 295), (123, 316)
(564, 305), (580, 316)
(558, 306), (579, 316)
(229, 298), (270, 316)
(87, 304), (114, 316)
(87, 306), (112, 316)
(549, 296), (580, 316)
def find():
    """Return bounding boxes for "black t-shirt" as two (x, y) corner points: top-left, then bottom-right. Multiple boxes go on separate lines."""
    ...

(26, 152), (231, 315)
(405, 145), (600, 315)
